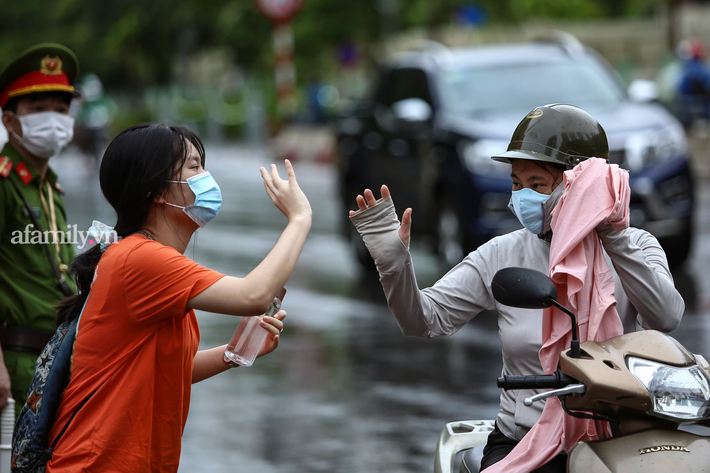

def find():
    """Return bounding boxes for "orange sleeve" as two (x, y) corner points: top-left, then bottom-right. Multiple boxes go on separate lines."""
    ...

(122, 241), (224, 324)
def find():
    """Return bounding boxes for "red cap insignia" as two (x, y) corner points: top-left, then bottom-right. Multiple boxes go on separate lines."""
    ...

(0, 156), (12, 178)
(15, 162), (32, 185)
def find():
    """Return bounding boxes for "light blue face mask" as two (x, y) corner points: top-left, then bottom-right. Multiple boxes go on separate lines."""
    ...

(508, 188), (550, 235)
(166, 171), (222, 227)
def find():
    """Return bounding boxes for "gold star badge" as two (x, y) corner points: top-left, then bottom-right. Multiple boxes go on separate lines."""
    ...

(40, 55), (63, 76)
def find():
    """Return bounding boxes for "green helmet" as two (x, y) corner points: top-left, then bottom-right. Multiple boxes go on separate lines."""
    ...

(492, 103), (609, 166)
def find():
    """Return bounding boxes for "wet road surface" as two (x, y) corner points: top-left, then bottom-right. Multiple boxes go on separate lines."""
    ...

(53, 145), (710, 473)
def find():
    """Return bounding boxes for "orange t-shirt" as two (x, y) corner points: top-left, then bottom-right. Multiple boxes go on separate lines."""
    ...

(46, 235), (223, 473)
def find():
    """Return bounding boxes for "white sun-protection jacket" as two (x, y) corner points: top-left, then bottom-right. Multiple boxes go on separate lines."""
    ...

(350, 197), (684, 442)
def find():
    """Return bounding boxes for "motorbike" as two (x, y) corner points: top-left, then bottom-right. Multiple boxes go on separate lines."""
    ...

(434, 267), (710, 473)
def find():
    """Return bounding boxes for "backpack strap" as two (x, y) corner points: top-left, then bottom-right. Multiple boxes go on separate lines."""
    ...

(75, 293), (88, 333)
(36, 293), (91, 452)
(47, 295), (92, 453)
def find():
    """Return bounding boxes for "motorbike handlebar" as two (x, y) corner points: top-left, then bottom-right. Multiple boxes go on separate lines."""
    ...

(497, 371), (576, 390)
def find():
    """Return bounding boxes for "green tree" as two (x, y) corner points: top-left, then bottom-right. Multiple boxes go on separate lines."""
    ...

(508, 0), (607, 20)
(0, 0), (676, 91)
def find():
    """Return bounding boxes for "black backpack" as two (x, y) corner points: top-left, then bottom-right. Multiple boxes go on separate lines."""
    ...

(12, 302), (88, 473)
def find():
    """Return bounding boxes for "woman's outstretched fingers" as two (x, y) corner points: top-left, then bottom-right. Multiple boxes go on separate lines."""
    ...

(401, 207), (412, 225)
(400, 207), (413, 247)
(260, 166), (272, 186)
(270, 164), (283, 185)
(350, 186), (392, 215)
(356, 194), (367, 211)
(364, 188), (377, 207)
(261, 167), (278, 197)
(285, 159), (297, 184)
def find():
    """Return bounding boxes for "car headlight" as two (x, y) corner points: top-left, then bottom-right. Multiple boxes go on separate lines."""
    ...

(628, 356), (710, 421)
(459, 140), (511, 176)
(624, 123), (687, 172)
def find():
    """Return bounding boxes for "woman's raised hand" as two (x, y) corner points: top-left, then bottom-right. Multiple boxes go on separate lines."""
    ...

(260, 160), (312, 223)
(349, 185), (412, 248)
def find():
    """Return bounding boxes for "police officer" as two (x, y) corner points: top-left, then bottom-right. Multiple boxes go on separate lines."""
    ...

(350, 104), (684, 472)
(0, 44), (79, 416)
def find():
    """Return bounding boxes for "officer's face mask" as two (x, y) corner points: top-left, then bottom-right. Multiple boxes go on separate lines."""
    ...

(508, 188), (551, 235)
(165, 171), (222, 227)
(12, 111), (75, 159)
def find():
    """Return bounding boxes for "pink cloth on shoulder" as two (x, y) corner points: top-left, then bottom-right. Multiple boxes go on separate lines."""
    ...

(484, 158), (630, 472)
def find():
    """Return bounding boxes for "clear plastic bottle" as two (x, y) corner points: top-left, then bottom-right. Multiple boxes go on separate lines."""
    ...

(223, 287), (286, 367)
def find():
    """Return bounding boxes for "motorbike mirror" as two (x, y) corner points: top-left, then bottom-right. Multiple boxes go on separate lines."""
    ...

(491, 267), (557, 309)
(492, 267), (581, 358)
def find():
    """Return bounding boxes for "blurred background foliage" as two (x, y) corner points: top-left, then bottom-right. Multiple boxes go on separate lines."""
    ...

(0, 0), (674, 89)
(0, 0), (692, 138)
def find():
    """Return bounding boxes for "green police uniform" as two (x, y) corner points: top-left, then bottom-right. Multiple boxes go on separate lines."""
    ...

(0, 44), (79, 417)
(0, 144), (76, 416)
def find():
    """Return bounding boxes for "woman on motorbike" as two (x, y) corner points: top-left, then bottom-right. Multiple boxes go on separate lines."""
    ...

(349, 104), (685, 472)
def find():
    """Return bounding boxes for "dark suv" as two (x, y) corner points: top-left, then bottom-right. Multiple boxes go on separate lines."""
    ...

(336, 37), (695, 268)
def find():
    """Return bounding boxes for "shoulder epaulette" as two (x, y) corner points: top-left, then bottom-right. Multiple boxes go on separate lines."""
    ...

(15, 162), (32, 184)
(54, 182), (66, 195)
(0, 156), (12, 178)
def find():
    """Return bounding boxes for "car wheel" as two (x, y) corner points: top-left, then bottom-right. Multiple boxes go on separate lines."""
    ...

(437, 202), (465, 269)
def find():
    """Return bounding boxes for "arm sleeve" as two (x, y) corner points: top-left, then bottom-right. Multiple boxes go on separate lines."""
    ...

(598, 225), (684, 332)
(123, 242), (224, 324)
(350, 197), (496, 339)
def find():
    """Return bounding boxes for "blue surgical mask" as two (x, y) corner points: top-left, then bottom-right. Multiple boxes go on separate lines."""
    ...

(508, 188), (550, 235)
(166, 171), (222, 227)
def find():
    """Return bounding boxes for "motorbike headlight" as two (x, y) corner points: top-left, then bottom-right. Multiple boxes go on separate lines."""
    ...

(624, 123), (687, 172)
(459, 140), (511, 176)
(628, 356), (710, 421)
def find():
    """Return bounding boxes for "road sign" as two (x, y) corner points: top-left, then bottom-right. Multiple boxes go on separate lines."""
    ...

(254, 0), (304, 24)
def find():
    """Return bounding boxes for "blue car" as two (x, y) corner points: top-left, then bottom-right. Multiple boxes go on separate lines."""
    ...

(336, 36), (694, 268)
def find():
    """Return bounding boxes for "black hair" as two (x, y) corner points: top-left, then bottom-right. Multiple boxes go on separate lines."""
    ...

(531, 160), (567, 188)
(55, 123), (206, 324)
(3, 91), (73, 113)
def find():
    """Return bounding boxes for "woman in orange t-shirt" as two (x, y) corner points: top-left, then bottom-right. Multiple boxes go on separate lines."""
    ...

(45, 123), (312, 473)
